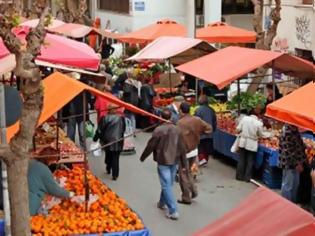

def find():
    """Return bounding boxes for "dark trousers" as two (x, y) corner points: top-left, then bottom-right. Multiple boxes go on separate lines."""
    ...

(105, 150), (121, 178)
(311, 186), (315, 216)
(236, 148), (256, 182)
(178, 161), (197, 202)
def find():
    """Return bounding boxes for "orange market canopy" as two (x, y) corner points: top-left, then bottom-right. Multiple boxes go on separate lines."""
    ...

(118, 19), (187, 44)
(176, 46), (315, 89)
(6, 72), (163, 141)
(194, 187), (315, 236)
(127, 36), (216, 65)
(266, 82), (315, 132)
(196, 22), (256, 43)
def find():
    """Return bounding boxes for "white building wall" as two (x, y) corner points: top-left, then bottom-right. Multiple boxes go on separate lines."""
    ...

(264, 0), (315, 58)
(204, 0), (222, 24)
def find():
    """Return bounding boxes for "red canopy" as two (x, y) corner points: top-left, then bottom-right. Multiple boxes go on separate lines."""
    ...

(118, 19), (187, 44)
(176, 46), (315, 89)
(6, 72), (164, 141)
(20, 18), (65, 29)
(0, 26), (100, 71)
(48, 23), (100, 38)
(266, 82), (315, 132)
(194, 187), (315, 236)
(197, 22), (256, 43)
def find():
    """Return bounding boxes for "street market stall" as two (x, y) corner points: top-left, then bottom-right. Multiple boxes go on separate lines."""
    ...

(196, 22), (257, 44)
(176, 46), (315, 188)
(118, 19), (187, 44)
(193, 187), (315, 236)
(3, 72), (163, 235)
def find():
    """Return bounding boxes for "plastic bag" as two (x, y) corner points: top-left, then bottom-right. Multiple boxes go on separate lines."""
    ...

(90, 142), (102, 157)
(231, 136), (240, 153)
(85, 121), (95, 138)
(71, 194), (99, 209)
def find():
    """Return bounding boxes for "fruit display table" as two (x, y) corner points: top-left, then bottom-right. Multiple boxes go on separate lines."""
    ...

(31, 167), (150, 236)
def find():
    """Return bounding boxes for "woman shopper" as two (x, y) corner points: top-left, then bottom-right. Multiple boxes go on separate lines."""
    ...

(93, 104), (126, 181)
(236, 107), (271, 182)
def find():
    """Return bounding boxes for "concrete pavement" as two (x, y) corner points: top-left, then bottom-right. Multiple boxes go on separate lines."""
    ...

(88, 132), (256, 236)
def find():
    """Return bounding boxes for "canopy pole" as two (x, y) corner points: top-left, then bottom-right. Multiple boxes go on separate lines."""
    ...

(237, 79), (241, 115)
(272, 60), (276, 101)
(83, 92), (89, 212)
(168, 59), (172, 93)
(0, 84), (11, 236)
(195, 78), (199, 104)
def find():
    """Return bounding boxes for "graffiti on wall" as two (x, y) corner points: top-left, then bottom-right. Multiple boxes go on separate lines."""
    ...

(295, 15), (312, 49)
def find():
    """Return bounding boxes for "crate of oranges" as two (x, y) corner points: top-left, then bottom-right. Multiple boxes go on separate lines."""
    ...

(31, 167), (149, 236)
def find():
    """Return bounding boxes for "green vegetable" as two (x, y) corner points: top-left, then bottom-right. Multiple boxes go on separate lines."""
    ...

(227, 92), (266, 113)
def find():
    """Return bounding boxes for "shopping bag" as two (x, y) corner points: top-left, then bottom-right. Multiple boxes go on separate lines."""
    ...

(90, 142), (102, 157)
(230, 136), (240, 153)
(85, 121), (95, 138)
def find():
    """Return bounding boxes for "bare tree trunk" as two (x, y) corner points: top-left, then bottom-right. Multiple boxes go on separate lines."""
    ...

(0, 5), (49, 235)
(247, 0), (281, 93)
(56, 0), (92, 25)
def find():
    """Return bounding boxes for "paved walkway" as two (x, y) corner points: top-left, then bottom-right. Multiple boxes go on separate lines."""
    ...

(88, 132), (256, 236)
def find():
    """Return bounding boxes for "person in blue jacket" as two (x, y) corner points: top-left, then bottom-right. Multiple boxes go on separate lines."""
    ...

(28, 159), (74, 216)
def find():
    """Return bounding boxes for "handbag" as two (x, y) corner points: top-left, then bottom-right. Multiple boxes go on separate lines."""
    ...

(231, 136), (240, 153)
(85, 121), (95, 138)
(90, 142), (102, 157)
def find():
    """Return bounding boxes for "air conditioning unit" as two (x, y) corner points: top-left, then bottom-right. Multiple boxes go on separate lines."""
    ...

(196, 15), (204, 27)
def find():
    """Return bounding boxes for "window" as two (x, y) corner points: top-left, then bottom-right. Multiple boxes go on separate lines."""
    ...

(196, 0), (204, 15)
(98, 0), (130, 14)
(222, 0), (254, 14)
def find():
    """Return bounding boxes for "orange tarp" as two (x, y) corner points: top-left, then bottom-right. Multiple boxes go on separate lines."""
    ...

(196, 22), (256, 43)
(6, 72), (163, 141)
(266, 82), (315, 132)
(176, 46), (315, 89)
(118, 19), (187, 44)
(194, 187), (315, 236)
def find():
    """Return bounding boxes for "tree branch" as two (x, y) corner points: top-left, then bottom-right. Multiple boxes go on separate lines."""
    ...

(0, 144), (13, 165)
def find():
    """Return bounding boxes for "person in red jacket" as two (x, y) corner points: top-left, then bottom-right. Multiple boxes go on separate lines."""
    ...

(94, 85), (110, 123)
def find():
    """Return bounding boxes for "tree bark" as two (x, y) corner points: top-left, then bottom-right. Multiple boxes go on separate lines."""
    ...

(247, 0), (281, 93)
(0, 5), (49, 235)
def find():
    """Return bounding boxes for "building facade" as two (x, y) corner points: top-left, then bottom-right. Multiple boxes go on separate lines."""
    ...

(264, 0), (315, 61)
(91, 0), (254, 33)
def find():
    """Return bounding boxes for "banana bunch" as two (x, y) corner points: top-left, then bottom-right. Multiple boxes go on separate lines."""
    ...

(210, 103), (228, 113)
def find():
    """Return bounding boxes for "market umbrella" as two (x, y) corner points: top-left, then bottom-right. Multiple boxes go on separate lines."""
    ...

(48, 23), (101, 38)
(266, 82), (315, 132)
(1, 26), (100, 71)
(118, 19), (187, 44)
(20, 18), (65, 29)
(0, 38), (16, 75)
(196, 22), (256, 43)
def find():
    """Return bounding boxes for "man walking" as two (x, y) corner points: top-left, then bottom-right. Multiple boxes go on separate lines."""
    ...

(177, 102), (212, 204)
(195, 95), (217, 166)
(93, 104), (126, 181)
(140, 109), (187, 220)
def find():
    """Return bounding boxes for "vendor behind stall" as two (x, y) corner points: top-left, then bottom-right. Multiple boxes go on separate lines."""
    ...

(28, 159), (74, 216)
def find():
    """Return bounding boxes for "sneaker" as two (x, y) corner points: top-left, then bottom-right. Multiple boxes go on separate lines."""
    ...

(166, 212), (179, 220)
(199, 159), (207, 166)
(157, 202), (167, 210)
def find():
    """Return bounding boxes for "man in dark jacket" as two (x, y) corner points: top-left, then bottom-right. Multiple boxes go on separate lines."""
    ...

(177, 102), (212, 204)
(94, 104), (126, 180)
(140, 109), (187, 220)
(195, 95), (217, 166)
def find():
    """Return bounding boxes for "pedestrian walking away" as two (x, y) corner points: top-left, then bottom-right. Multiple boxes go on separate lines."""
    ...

(177, 102), (212, 205)
(195, 95), (217, 166)
(279, 124), (306, 203)
(140, 108), (187, 220)
(93, 104), (126, 181)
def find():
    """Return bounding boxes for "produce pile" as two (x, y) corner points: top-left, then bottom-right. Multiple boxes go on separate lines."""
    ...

(217, 113), (238, 135)
(227, 92), (266, 113)
(31, 167), (145, 236)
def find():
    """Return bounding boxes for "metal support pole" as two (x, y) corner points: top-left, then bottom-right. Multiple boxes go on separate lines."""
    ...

(237, 79), (241, 115)
(0, 84), (11, 236)
(195, 78), (199, 103)
(272, 60), (276, 101)
(168, 59), (172, 94)
(82, 92), (89, 212)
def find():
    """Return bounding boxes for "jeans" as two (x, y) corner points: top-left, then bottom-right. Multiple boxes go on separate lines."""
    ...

(105, 150), (121, 178)
(236, 148), (256, 182)
(158, 164), (178, 214)
(281, 169), (300, 203)
(67, 118), (85, 148)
